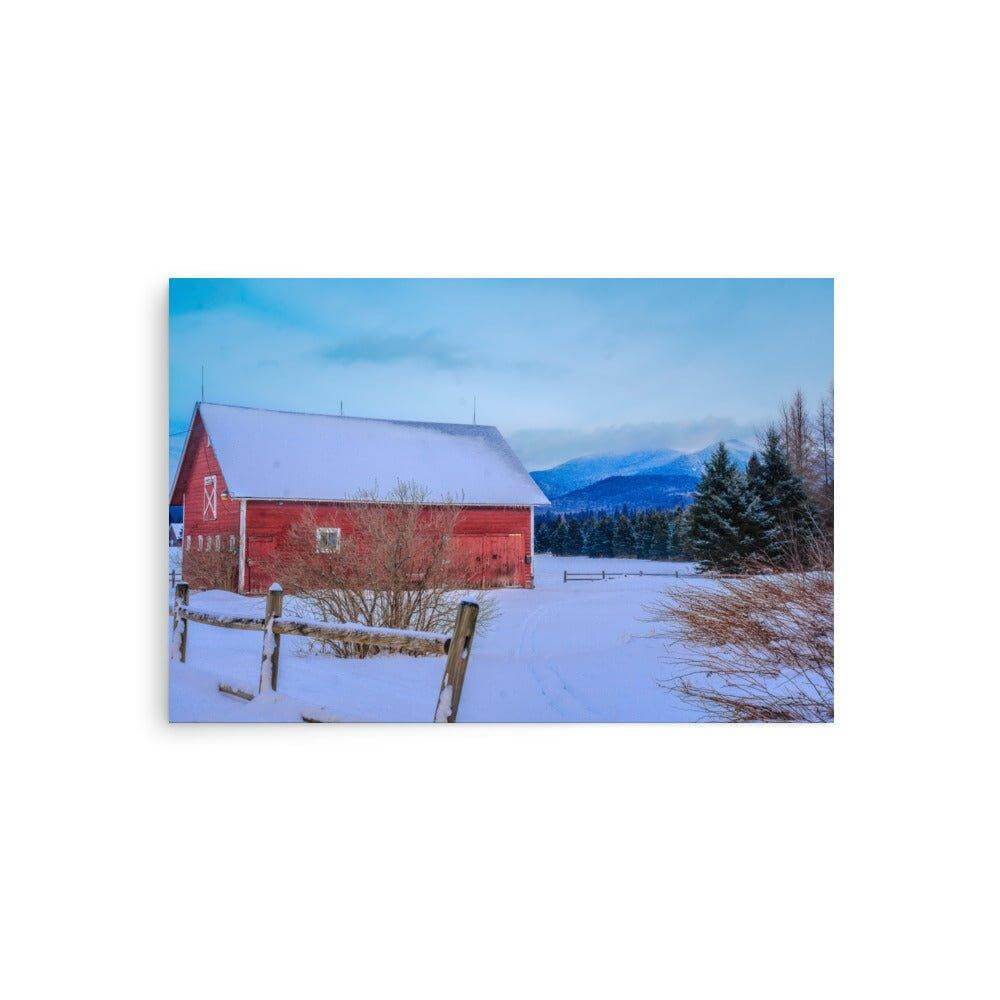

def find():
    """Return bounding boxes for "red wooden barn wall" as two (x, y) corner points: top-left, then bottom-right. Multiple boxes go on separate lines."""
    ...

(243, 501), (532, 594)
(172, 413), (241, 558)
(173, 413), (536, 593)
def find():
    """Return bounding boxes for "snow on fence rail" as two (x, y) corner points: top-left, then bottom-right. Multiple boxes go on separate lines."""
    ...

(169, 581), (478, 723)
(562, 568), (694, 582)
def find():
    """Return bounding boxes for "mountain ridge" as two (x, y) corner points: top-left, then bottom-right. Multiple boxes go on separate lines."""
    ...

(531, 439), (755, 501)
(546, 472), (701, 514)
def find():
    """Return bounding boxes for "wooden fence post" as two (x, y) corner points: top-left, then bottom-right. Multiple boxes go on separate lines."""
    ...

(434, 601), (479, 723)
(259, 583), (283, 694)
(171, 581), (189, 662)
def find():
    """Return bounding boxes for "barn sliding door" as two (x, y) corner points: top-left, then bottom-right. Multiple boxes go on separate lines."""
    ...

(480, 534), (525, 587)
(450, 533), (526, 587)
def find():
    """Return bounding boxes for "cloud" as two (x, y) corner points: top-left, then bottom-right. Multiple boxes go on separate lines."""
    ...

(506, 418), (764, 470)
(318, 329), (472, 369)
(316, 328), (566, 376)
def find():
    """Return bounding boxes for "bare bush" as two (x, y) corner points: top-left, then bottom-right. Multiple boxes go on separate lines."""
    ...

(651, 569), (833, 722)
(182, 545), (239, 591)
(260, 482), (495, 658)
(776, 386), (835, 542)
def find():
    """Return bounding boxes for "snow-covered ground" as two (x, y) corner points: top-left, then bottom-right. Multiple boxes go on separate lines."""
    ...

(169, 554), (720, 723)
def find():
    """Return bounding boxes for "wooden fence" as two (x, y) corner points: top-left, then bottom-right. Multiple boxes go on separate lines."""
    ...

(562, 568), (693, 582)
(169, 581), (478, 723)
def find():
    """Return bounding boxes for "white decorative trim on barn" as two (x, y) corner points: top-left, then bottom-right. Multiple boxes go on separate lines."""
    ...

(238, 499), (247, 593)
(203, 475), (218, 519)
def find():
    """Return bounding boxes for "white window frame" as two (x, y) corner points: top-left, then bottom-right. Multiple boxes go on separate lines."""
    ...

(185, 535), (191, 552)
(228, 535), (236, 553)
(197, 535), (203, 551)
(214, 534), (221, 552)
(203, 475), (218, 520)
(315, 527), (341, 554)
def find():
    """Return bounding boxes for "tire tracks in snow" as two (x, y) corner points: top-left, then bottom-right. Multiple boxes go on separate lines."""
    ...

(514, 595), (604, 721)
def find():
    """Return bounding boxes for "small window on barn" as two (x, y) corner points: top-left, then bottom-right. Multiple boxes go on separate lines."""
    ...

(229, 535), (236, 552)
(203, 475), (218, 520)
(185, 535), (191, 552)
(315, 527), (341, 554)
(214, 534), (221, 552)
(197, 535), (203, 551)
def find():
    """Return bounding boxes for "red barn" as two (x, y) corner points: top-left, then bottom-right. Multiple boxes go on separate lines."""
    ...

(169, 402), (549, 593)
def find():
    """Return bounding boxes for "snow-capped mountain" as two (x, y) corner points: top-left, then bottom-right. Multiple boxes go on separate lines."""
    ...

(642, 439), (754, 479)
(530, 448), (682, 498)
(546, 473), (700, 514)
(531, 439), (754, 501)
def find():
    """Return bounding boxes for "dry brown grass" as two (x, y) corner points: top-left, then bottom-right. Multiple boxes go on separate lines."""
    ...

(651, 569), (834, 722)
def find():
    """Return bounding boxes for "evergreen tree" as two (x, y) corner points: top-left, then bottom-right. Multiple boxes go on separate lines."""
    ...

(688, 443), (774, 572)
(749, 429), (815, 564)
(737, 481), (781, 567)
(613, 513), (637, 557)
(549, 515), (569, 556)
(534, 517), (552, 554)
(688, 444), (736, 565)
(634, 512), (653, 559)
(647, 512), (673, 560)
(565, 517), (585, 555)
(670, 507), (690, 559)
(584, 514), (615, 557)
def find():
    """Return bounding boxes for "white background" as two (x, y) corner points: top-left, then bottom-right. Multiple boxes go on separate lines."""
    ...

(2, 2), (997, 998)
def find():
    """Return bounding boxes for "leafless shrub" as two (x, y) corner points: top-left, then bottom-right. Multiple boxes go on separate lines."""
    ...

(651, 569), (833, 722)
(182, 545), (238, 591)
(777, 385), (834, 541)
(168, 544), (183, 581)
(261, 482), (496, 658)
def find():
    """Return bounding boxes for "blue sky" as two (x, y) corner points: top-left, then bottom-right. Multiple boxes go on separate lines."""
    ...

(170, 278), (832, 472)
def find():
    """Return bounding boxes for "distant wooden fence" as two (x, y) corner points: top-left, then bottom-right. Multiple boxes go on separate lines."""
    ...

(169, 581), (478, 723)
(562, 568), (693, 582)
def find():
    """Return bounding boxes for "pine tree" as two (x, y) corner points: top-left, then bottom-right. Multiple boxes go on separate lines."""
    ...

(670, 507), (690, 559)
(584, 514), (614, 557)
(687, 444), (775, 572)
(565, 518), (584, 555)
(647, 512), (673, 560)
(613, 513), (636, 557)
(534, 517), (552, 553)
(633, 512), (652, 559)
(738, 482), (781, 567)
(549, 516), (569, 556)
(750, 429), (815, 564)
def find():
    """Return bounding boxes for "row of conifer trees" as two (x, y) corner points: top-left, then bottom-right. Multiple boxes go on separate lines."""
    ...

(535, 429), (823, 573)
(535, 505), (694, 562)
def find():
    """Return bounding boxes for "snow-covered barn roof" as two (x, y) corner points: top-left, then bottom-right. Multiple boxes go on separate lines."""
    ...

(173, 402), (549, 507)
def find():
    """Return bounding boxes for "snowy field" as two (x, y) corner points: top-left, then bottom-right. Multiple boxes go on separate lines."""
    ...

(169, 554), (720, 723)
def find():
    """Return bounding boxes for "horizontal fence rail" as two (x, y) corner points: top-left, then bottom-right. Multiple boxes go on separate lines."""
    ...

(562, 568), (694, 582)
(169, 581), (477, 722)
(176, 607), (450, 655)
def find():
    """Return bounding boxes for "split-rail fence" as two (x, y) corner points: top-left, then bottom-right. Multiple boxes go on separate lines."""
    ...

(169, 581), (478, 723)
(562, 568), (694, 582)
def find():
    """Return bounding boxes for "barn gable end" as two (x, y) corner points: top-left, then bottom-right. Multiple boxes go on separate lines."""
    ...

(171, 409), (241, 571)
